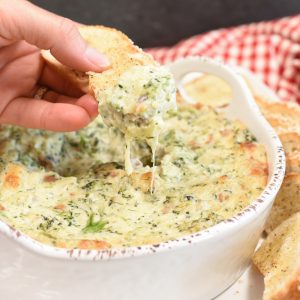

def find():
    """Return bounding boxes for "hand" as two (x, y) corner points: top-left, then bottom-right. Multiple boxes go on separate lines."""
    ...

(0, 0), (109, 131)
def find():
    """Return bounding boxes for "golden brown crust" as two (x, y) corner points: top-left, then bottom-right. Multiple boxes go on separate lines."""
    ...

(260, 101), (300, 122)
(265, 173), (300, 234)
(256, 99), (300, 135)
(42, 25), (156, 97)
(3, 164), (22, 189)
(279, 132), (300, 155)
(266, 117), (293, 132)
(77, 239), (111, 250)
(286, 152), (300, 173)
(129, 171), (153, 193)
(275, 268), (300, 300)
(80, 25), (155, 98)
(253, 212), (300, 300)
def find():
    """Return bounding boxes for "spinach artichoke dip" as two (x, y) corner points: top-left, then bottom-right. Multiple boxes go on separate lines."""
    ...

(96, 65), (177, 174)
(0, 102), (267, 250)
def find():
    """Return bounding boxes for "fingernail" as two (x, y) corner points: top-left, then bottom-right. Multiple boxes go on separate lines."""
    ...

(85, 47), (110, 70)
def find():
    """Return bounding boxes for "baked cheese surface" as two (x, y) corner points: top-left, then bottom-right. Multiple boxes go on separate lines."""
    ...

(0, 104), (267, 249)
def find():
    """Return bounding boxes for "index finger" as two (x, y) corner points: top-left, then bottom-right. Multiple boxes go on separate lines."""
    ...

(0, 0), (109, 72)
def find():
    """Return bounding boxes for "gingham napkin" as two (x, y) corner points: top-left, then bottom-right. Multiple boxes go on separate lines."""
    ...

(147, 15), (300, 104)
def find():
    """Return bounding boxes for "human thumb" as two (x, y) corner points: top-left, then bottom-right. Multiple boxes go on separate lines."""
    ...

(0, 0), (110, 72)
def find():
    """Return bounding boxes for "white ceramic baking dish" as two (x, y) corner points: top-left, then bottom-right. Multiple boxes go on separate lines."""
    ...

(0, 57), (285, 300)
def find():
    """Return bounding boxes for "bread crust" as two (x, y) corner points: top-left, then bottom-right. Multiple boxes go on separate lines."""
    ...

(42, 25), (156, 97)
(286, 152), (300, 173)
(265, 173), (300, 232)
(253, 212), (300, 300)
(279, 132), (300, 155)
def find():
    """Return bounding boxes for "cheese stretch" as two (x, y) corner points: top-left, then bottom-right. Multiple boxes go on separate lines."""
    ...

(96, 65), (177, 175)
(0, 104), (267, 250)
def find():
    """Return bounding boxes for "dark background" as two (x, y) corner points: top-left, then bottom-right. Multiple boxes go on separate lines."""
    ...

(31, 0), (300, 48)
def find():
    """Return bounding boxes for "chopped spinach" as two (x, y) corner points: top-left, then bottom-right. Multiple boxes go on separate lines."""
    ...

(82, 214), (107, 233)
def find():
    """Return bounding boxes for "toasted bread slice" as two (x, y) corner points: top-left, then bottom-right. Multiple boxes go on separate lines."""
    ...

(279, 132), (300, 155)
(286, 152), (300, 173)
(265, 173), (300, 234)
(265, 117), (300, 135)
(268, 121), (299, 135)
(254, 96), (274, 108)
(255, 99), (300, 134)
(265, 117), (293, 132)
(42, 25), (155, 94)
(75, 26), (156, 99)
(255, 96), (300, 114)
(253, 212), (300, 300)
(256, 99), (300, 122)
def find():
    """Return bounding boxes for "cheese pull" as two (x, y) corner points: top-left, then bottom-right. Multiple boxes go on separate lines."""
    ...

(42, 25), (176, 174)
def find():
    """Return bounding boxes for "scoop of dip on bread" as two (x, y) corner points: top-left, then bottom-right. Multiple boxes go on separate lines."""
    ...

(96, 65), (176, 173)
(43, 26), (176, 175)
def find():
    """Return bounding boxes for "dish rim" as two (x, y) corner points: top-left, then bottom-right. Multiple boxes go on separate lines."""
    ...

(0, 56), (286, 261)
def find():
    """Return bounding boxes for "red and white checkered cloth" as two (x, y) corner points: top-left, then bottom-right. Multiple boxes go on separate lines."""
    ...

(147, 15), (300, 104)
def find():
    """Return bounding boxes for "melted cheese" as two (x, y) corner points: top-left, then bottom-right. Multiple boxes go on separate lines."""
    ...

(0, 104), (268, 250)
(99, 65), (176, 174)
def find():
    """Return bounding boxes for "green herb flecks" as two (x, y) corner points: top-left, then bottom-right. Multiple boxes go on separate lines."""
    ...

(82, 214), (107, 233)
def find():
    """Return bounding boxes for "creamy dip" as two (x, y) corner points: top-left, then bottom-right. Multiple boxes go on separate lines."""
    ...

(0, 103), (267, 249)
(98, 65), (176, 173)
